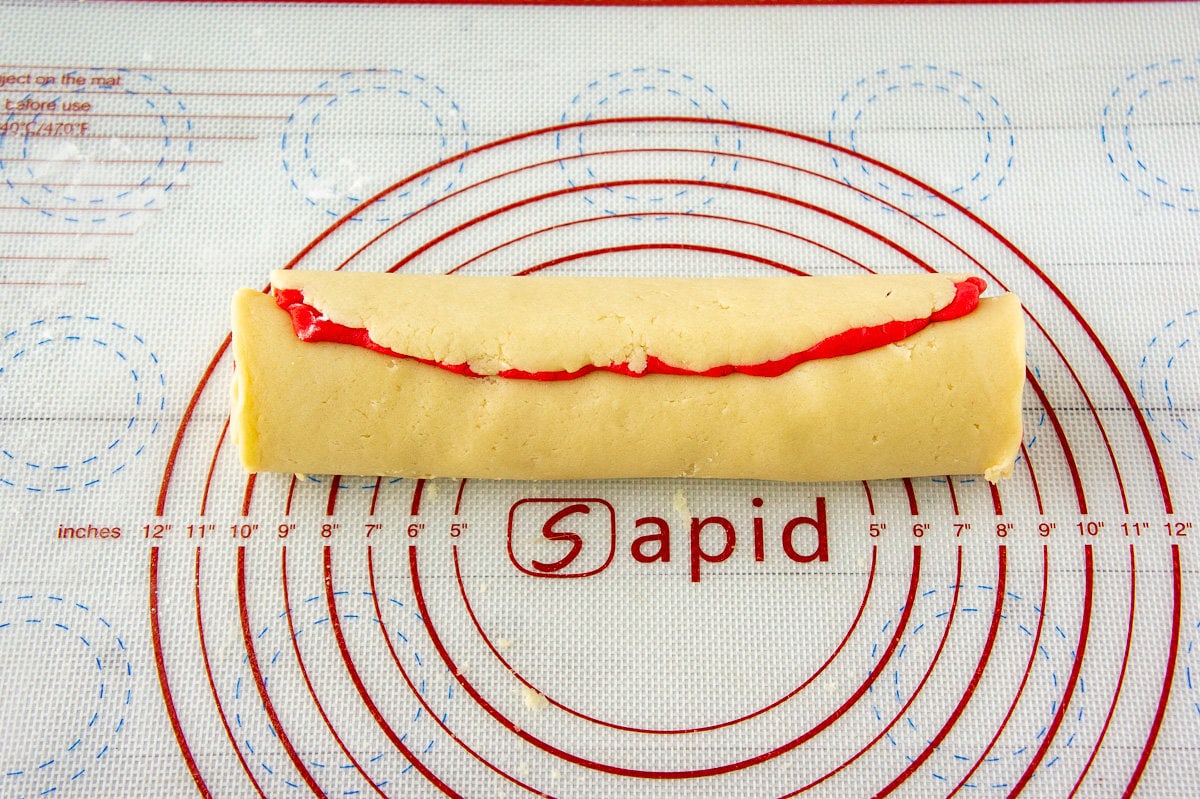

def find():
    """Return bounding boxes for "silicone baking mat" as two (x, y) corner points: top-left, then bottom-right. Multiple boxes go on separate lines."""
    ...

(1, 2), (1198, 796)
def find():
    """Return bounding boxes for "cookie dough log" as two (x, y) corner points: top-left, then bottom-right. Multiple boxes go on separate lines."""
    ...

(230, 271), (1025, 482)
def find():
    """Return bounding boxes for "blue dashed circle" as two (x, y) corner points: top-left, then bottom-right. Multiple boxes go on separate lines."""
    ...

(232, 590), (454, 793)
(1101, 57), (1200, 212)
(1184, 623), (1200, 722)
(1017, 356), (1047, 463)
(930, 475), (984, 488)
(867, 583), (1082, 789)
(0, 69), (194, 223)
(0, 593), (133, 798)
(298, 475), (403, 491)
(280, 69), (469, 223)
(827, 65), (1015, 217)
(1138, 309), (1198, 462)
(554, 67), (743, 217)
(0, 314), (166, 493)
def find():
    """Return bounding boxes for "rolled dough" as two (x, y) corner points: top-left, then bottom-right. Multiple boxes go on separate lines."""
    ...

(231, 271), (1024, 482)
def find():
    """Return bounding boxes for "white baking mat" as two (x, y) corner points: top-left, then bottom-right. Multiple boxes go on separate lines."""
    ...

(1, 3), (1198, 797)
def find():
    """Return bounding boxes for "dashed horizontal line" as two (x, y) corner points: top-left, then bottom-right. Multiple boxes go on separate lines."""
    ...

(34, 134), (255, 141)
(0, 255), (108, 261)
(0, 230), (133, 236)
(0, 206), (162, 212)
(2, 111), (287, 121)
(1, 157), (220, 165)
(0, 281), (88, 286)
(829, 123), (1016, 134)
(0, 414), (155, 422)
(3, 182), (189, 188)
(1045, 260), (1200, 268)
(1047, 404), (1199, 413)
(0, 88), (338, 99)
(0, 64), (387, 73)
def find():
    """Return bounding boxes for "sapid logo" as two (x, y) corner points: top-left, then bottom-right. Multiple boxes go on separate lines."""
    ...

(507, 496), (828, 582)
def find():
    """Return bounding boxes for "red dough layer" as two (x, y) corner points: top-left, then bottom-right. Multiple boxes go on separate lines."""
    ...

(274, 276), (986, 380)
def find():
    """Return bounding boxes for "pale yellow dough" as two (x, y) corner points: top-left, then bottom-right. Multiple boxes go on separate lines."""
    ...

(231, 272), (1025, 482)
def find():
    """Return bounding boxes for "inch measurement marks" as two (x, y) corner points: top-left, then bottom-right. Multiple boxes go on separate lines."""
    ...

(83, 512), (1200, 547)
(230, 523), (259, 539)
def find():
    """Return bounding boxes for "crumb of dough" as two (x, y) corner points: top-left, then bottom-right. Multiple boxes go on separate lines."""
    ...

(672, 488), (691, 521)
(522, 686), (549, 711)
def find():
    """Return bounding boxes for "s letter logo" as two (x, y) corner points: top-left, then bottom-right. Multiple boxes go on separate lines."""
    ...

(507, 498), (616, 578)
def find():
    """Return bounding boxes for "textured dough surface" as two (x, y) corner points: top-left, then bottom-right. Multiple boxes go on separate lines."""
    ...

(231, 275), (1025, 482)
(270, 270), (964, 376)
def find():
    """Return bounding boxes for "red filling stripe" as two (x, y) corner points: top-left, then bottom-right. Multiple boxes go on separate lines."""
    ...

(274, 277), (986, 381)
